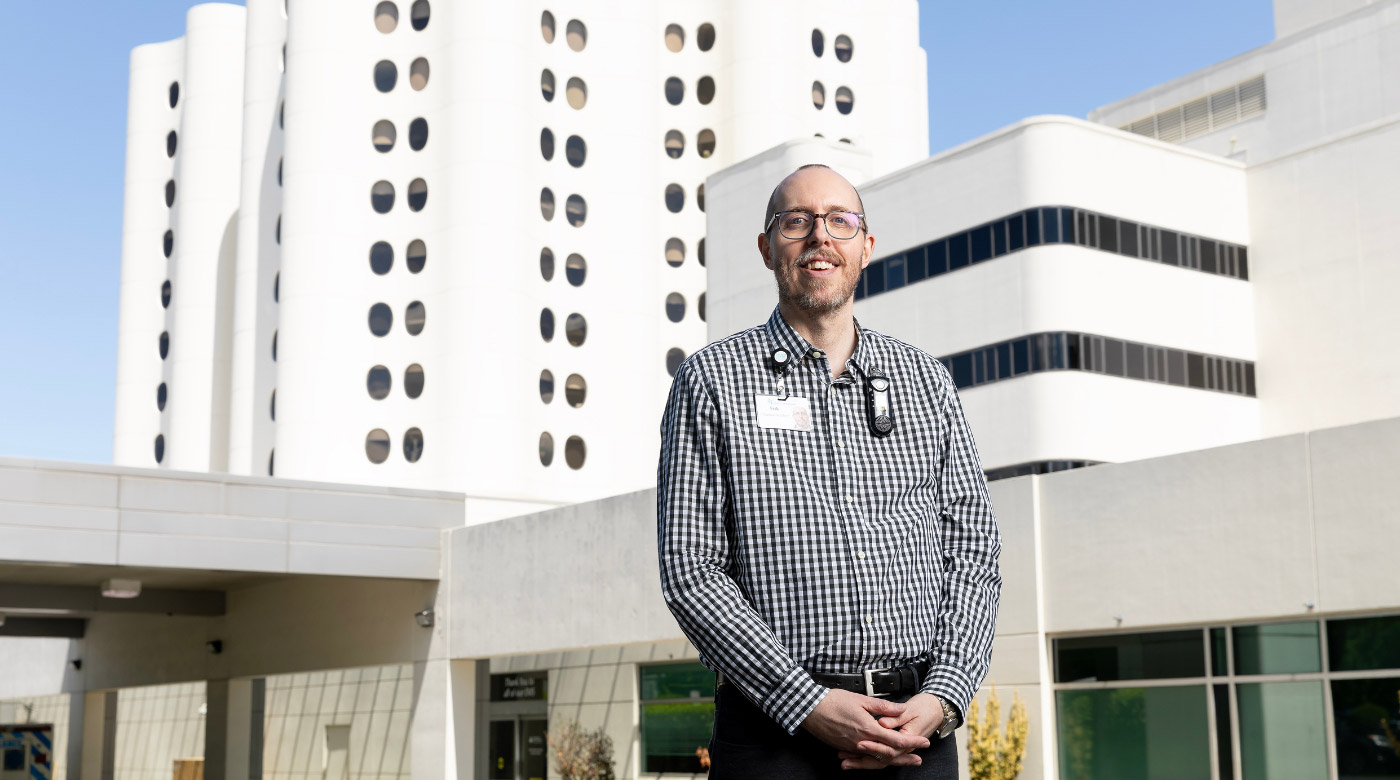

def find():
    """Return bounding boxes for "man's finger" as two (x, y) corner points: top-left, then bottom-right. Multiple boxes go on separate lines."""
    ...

(859, 726), (930, 753)
(877, 713), (911, 729)
(861, 697), (907, 718)
(841, 753), (922, 770)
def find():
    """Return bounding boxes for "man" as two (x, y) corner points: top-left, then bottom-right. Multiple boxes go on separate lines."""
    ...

(657, 164), (1002, 777)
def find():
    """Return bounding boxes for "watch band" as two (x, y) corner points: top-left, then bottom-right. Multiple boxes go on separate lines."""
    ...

(935, 696), (959, 739)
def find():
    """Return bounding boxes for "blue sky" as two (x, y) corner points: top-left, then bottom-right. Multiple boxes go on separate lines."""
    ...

(0, 1), (1274, 465)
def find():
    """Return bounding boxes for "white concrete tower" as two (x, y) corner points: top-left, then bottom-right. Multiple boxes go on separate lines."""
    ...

(114, 4), (247, 472)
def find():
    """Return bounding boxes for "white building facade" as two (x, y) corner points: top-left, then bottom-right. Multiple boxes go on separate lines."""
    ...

(112, 0), (929, 519)
(8, 1), (1396, 780)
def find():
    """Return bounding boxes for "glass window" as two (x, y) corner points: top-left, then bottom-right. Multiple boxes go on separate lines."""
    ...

(1238, 681), (1329, 780)
(403, 427), (424, 462)
(1104, 338), (1125, 377)
(539, 369), (554, 404)
(665, 23), (684, 52)
(927, 240), (948, 276)
(371, 180), (394, 213)
(1060, 209), (1075, 244)
(1056, 630), (1205, 683)
(373, 119), (395, 152)
(374, 60), (397, 92)
(367, 365), (391, 399)
(865, 261), (885, 295)
(1213, 685), (1234, 780)
(1056, 686), (1210, 780)
(666, 348), (686, 377)
(540, 10), (555, 43)
(696, 23), (715, 51)
(664, 183), (684, 213)
(1201, 241), (1218, 274)
(970, 225), (992, 263)
(565, 253), (586, 286)
(949, 233), (969, 270)
(408, 117), (428, 150)
(1126, 342), (1145, 379)
(950, 354), (972, 388)
(834, 34), (853, 62)
(410, 0), (429, 30)
(538, 432), (553, 466)
(811, 28), (824, 57)
(1012, 338), (1029, 375)
(404, 364), (424, 399)
(885, 255), (905, 290)
(1099, 216), (1119, 253)
(539, 247), (554, 281)
(992, 220), (1008, 256)
(1331, 676), (1400, 777)
(407, 178), (428, 211)
(697, 129), (715, 158)
(1120, 220), (1139, 257)
(1008, 213), (1025, 251)
(565, 19), (586, 51)
(564, 374), (586, 407)
(370, 241), (393, 275)
(834, 86), (853, 114)
(405, 301), (425, 335)
(696, 76), (715, 105)
(905, 245), (926, 283)
(1329, 615), (1400, 671)
(995, 343), (1011, 380)
(564, 435), (586, 468)
(1187, 353), (1205, 389)
(1048, 333), (1067, 370)
(539, 308), (554, 342)
(406, 238), (426, 273)
(366, 429), (390, 464)
(156, 382), (167, 411)
(1238, 247), (1249, 279)
(665, 238), (685, 268)
(665, 292), (686, 323)
(540, 127), (554, 160)
(565, 76), (587, 109)
(540, 187), (555, 221)
(154, 434), (165, 463)
(1245, 363), (1256, 396)
(1026, 209), (1042, 246)
(565, 313), (586, 346)
(1234, 622), (1321, 675)
(640, 663), (715, 774)
(1161, 231), (1180, 265)
(1040, 208), (1060, 243)
(368, 303), (393, 336)
(541, 68), (555, 102)
(665, 76), (684, 105)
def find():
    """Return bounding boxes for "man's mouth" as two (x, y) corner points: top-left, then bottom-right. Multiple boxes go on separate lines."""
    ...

(797, 253), (840, 271)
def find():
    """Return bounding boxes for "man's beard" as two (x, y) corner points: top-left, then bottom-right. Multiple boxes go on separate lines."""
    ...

(775, 245), (860, 315)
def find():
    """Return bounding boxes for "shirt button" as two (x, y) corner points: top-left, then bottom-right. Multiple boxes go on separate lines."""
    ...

(865, 615), (873, 624)
(835, 440), (844, 448)
(857, 551), (866, 560)
(843, 495), (854, 504)
(811, 349), (825, 358)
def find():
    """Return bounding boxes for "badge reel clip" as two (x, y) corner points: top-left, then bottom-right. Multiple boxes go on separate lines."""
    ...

(866, 369), (894, 437)
(769, 348), (792, 400)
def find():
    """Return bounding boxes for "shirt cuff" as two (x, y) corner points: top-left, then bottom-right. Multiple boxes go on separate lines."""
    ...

(760, 666), (829, 735)
(919, 663), (977, 727)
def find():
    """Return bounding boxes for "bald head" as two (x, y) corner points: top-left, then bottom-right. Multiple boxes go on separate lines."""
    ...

(763, 164), (868, 236)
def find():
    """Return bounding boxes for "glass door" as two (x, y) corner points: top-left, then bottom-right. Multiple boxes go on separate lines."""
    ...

(520, 719), (547, 780)
(488, 719), (515, 780)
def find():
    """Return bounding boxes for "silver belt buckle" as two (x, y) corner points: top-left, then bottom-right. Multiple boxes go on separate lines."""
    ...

(863, 667), (894, 698)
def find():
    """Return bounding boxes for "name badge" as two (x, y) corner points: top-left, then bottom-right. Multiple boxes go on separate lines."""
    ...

(755, 395), (813, 432)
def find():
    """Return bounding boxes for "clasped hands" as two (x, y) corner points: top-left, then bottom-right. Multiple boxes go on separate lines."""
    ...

(801, 689), (944, 770)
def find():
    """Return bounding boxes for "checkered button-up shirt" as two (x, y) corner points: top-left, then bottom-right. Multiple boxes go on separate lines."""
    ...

(658, 308), (1002, 735)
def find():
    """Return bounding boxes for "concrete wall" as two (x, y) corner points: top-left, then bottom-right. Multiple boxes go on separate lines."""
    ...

(262, 665), (414, 780)
(113, 682), (206, 780)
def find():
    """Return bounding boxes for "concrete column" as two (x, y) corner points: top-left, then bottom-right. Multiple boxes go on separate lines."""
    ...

(411, 659), (485, 780)
(79, 691), (115, 780)
(204, 678), (263, 780)
(65, 692), (85, 780)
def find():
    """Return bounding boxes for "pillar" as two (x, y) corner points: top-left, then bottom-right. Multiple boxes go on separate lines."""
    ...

(411, 658), (485, 780)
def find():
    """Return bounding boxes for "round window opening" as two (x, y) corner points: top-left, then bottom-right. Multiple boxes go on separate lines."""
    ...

(408, 117), (428, 150)
(564, 435), (586, 469)
(155, 434), (166, 464)
(565, 373), (586, 408)
(665, 237), (685, 267)
(371, 180), (395, 213)
(541, 11), (556, 43)
(666, 347), (687, 377)
(404, 364), (424, 398)
(367, 365), (392, 399)
(407, 238), (427, 273)
(566, 19), (587, 51)
(539, 432), (554, 466)
(407, 178), (428, 212)
(811, 28), (825, 57)
(540, 247), (555, 281)
(410, 0), (430, 31)
(664, 77), (684, 105)
(540, 187), (555, 221)
(539, 369), (555, 404)
(664, 129), (685, 159)
(370, 241), (393, 275)
(540, 308), (556, 342)
(165, 180), (176, 208)
(697, 129), (716, 158)
(565, 253), (586, 286)
(403, 427), (424, 462)
(159, 331), (170, 360)
(161, 280), (172, 308)
(373, 119), (396, 152)
(409, 57), (430, 90)
(565, 77), (587, 109)
(836, 86), (854, 115)
(541, 69), (556, 102)
(664, 183), (684, 213)
(565, 313), (587, 346)
(156, 382), (167, 412)
(405, 301), (426, 335)
(812, 81), (826, 109)
(374, 1), (398, 33)
(163, 230), (173, 258)
(697, 76), (715, 105)
(664, 23), (684, 52)
(565, 194), (587, 227)
(366, 429), (391, 464)
(540, 127), (555, 160)
(166, 130), (177, 158)
(697, 23), (715, 51)
(665, 292), (686, 323)
(565, 135), (586, 167)
(374, 60), (398, 92)
(169, 81), (180, 108)
(835, 34), (853, 62)
(368, 303), (393, 336)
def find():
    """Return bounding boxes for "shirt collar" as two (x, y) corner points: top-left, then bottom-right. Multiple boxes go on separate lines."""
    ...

(763, 306), (880, 377)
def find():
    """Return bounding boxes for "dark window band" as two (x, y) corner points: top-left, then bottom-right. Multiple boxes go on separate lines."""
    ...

(854, 206), (1248, 302)
(939, 332), (1256, 397)
(985, 460), (1103, 482)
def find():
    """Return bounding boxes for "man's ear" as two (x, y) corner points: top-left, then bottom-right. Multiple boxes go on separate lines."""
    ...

(859, 232), (875, 270)
(758, 232), (774, 270)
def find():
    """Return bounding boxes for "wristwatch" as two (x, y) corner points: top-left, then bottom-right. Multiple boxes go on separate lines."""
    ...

(934, 696), (959, 739)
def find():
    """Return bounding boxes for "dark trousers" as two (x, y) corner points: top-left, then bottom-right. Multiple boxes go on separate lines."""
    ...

(708, 684), (959, 779)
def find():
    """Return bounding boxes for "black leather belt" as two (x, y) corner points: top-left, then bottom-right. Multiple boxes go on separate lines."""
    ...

(810, 660), (930, 699)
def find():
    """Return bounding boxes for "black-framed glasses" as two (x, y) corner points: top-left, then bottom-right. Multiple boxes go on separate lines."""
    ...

(766, 210), (865, 240)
